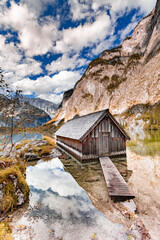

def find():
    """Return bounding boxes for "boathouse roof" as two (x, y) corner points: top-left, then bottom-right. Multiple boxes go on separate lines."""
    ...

(55, 109), (130, 141)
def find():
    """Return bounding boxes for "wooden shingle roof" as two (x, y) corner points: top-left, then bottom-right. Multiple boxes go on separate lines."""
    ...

(55, 109), (130, 141)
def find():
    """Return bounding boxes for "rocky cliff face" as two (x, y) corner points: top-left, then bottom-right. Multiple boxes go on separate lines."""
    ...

(53, 0), (160, 122)
(19, 96), (58, 118)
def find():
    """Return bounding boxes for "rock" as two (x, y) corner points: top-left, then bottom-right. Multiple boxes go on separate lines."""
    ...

(0, 161), (6, 169)
(16, 189), (25, 205)
(24, 153), (40, 161)
(0, 190), (3, 200)
(32, 140), (47, 146)
(85, 177), (100, 182)
(9, 174), (16, 180)
(51, 148), (62, 158)
(9, 174), (18, 187)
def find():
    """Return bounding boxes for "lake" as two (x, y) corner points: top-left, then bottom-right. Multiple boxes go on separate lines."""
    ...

(9, 129), (160, 240)
(0, 131), (42, 149)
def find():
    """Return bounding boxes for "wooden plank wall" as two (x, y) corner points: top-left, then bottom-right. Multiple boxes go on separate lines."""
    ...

(82, 116), (126, 157)
(57, 136), (82, 152)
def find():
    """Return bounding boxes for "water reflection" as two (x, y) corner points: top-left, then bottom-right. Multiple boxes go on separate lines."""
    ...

(0, 131), (42, 146)
(127, 130), (160, 156)
(13, 158), (130, 240)
(127, 150), (160, 240)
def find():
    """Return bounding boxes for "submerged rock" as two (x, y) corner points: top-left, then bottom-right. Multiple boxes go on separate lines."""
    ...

(24, 153), (40, 161)
(85, 176), (100, 182)
(51, 148), (62, 158)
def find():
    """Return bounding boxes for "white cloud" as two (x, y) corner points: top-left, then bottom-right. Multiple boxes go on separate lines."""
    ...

(110, 0), (156, 15)
(12, 71), (81, 95)
(0, 35), (42, 84)
(46, 53), (89, 74)
(38, 93), (63, 104)
(68, 0), (156, 21)
(68, 0), (91, 21)
(21, 0), (55, 16)
(0, 2), (59, 56)
(55, 13), (111, 53)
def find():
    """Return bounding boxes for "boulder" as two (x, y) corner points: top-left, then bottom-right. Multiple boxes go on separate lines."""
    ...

(16, 189), (25, 205)
(24, 153), (40, 161)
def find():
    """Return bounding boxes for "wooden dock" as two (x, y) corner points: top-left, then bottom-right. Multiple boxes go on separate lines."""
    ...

(99, 157), (135, 200)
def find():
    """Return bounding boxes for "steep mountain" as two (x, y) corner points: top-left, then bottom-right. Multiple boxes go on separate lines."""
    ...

(0, 94), (51, 127)
(19, 96), (58, 118)
(53, 0), (160, 123)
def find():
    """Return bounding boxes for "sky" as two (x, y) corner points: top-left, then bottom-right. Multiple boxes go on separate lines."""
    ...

(0, 0), (157, 104)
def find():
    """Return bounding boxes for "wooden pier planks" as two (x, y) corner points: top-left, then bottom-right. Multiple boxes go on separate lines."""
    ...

(99, 157), (134, 199)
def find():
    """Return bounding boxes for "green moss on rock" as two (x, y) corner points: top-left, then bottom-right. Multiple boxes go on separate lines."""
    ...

(107, 75), (127, 93)
(0, 163), (29, 213)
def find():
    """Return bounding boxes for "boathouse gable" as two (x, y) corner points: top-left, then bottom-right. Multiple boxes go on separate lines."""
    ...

(55, 109), (130, 163)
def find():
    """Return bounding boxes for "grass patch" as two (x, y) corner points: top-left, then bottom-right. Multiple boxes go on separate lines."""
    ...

(122, 102), (160, 130)
(100, 75), (109, 83)
(17, 136), (56, 159)
(128, 53), (141, 62)
(43, 136), (56, 148)
(0, 221), (12, 240)
(0, 163), (29, 213)
(107, 75), (127, 93)
(0, 157), (13, 168)
(90, 69), (103, 78)
(88, 55), (123, 69)
(38, 137), (56, 157)
(82, 93), (93, 100)
(38, 147), (52, 157)
(56, 118), (65, 131)
(124, 53), (141, 72)
(15, 140), (31, 150)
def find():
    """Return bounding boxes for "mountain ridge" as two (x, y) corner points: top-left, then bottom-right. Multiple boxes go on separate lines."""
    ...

(49, 0), (160, 123)
(0, 94), (51, 127)
(19, 96), (58, 118)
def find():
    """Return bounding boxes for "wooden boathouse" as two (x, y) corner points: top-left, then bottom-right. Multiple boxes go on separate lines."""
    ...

(55, 109), (130, 163)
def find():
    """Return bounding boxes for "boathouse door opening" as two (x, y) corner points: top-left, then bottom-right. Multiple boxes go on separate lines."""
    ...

(99, 132), (110, 156)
